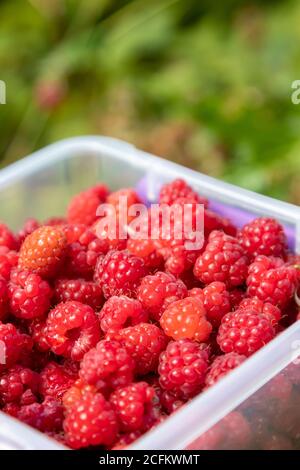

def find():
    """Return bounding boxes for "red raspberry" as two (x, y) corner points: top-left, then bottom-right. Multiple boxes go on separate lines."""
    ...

(0, 247), (18, 280)
(55, 278), (103, 310)
(110, 382), (156, 432)
(204, 209), (237, 237)
(160, 297), (212, 342)
(153, 199), (205, 275)
(46, 301), (101, 361)
(239, 297), (281, 324)
(205, 353), (246, 387)
(247, 255), (298, 308)
(65, 228), (107, 278)
(93, 215), (127, 252)
(158, 339), (209, 399)
(0, 322), (32, 372)
(62, 378), (97, 410)
(18, 226), (67, 278)
(0, 277), (8, 320)
(28, 318), (50, 352)
(17, 218), (40, 246)
(127, 238), (163, 269)
(137, 271), (188, 322)
(113, 323), (168, 375)
(39, 361), (78, 401)
(0, 365), (40, 405)
(99, 296), (148, 333)
(159, 178), (208, 206)
(79, 339), (134, 393)
(0, 223), (17, 250)
(95, 250), (147, 299)
(8, 270), (52, 320)
(106, 187), (141, 228)
(194, 230), (249, 288)
(62, 223), (87, 243)
(67, 184), (109, 226)
(159, 389), (185, 414)
(63, 391), (118, 449)
(217, 308), (276, 356)
(239, 217), (287, 260)
(18, 397), (64, 433)
(189, 282), (231, 327)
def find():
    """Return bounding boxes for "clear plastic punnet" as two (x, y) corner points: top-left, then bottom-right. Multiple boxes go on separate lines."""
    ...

(0, 136), (300, 450)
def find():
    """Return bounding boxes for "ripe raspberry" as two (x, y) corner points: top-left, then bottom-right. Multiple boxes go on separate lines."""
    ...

(217, 308), (276, 356)
(18, 226), (67, 278)
(62, 379), (97, 410)
(0, 223), (17, 250)
(0, 365), (40, 405)
(0, 247), (18, 280)
(110, 382), (156, 432)
(158, 339), (209, 399)
(93, 215), (127, 252)
(204, 209), (237, 237)
(159, 178), (207, 206)
(160, 297), (212, 342)
(28, 318), (50, 352)
(189, 282), (231, 327)
(153, 199), (205, 275)
(95, 250), (147, 299)
(65, 228), (107, 278)
(8, 270), (52, 320)
(106, 187), (141, 226)
(79, 339), (134, 393)
(194, 230), (249, 288)
(127, 238), (163, 269)
(0, 322), (32, 372)
(113, 323), (168, 375)
(39, 361), (78, 401)
(247, 255), (298, 308)
(67, 184), (109, 226)
(55, 278), (103, 310)
(99, 296), (148, 333)
(159, 389), (185, 414)
(46, 301), (101, 361)
(0, 277), (8, 320)
(18, 397), (64, 433)
(239, 217), (287, 260)
(63, 391), (118, 449)
(137, 271), (188, 322)
(17, 218), (40, 246)
(239, 297), (281, 324)
(205, 353), (246, 388)
(62, 223), (87, 243)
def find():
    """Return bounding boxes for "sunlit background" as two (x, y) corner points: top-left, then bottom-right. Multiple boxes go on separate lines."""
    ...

(1, 0), (300, 203)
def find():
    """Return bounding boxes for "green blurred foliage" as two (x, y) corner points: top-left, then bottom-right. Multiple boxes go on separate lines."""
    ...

(0, 0), (300, 203)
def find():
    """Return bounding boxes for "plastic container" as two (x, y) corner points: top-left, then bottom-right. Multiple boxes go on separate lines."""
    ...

(0, 136), (300, 450)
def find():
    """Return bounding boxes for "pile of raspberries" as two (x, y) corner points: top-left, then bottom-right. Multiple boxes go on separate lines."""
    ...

(0, 177), (299, 450)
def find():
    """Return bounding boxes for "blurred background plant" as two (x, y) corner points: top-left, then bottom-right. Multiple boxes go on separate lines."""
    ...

(1, 0), (300, 203)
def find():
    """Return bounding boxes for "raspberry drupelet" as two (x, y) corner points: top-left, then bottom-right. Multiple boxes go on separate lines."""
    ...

(158, 339), (209, 399)
(160, 297), (212, 342)
(45, 301), (101, 361)
(159, 178), (208, 206)
(39, 361), (78, 402)
(0, 365), (40, 405)
(194, 230), (249, 288)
